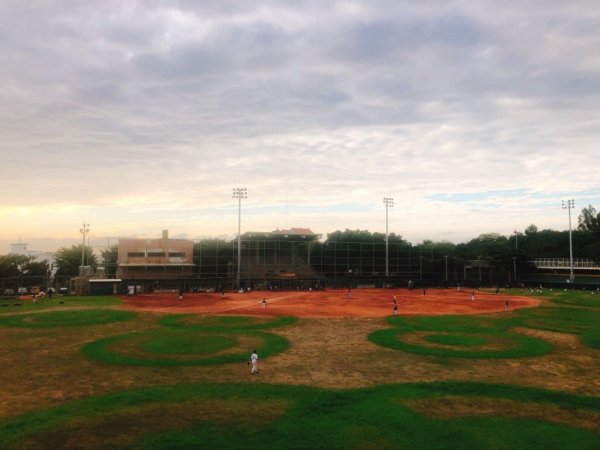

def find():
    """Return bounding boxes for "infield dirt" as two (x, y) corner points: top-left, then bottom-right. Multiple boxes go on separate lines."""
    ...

(122, 288), (539, 318)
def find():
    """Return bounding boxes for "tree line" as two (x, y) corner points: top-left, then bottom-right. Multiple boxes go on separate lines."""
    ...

(2, 205), (599, 279)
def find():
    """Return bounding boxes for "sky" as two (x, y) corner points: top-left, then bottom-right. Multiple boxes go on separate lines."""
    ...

(1, 1), (599, 254)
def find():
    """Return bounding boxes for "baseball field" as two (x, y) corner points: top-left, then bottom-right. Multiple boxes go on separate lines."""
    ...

(0, 288), (598, 449)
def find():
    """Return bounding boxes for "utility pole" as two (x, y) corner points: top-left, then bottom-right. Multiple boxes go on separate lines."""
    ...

(562, 199), (575, 284)
(444, 255), (448, 282)
(383, 197), (394, 277)
(79, 222), (89, 272)
(233, 188), (248, 289)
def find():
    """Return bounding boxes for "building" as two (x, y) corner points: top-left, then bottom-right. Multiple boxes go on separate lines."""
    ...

(116, 230), (194, 288)
(10, 241), (56, 274)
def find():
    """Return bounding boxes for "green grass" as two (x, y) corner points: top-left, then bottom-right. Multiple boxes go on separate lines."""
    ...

(78, 313), (297, 367)
(510, 307), (596, 334)
(508, 301), (600, 349)
(83, 327), (290, 367)
(0, 309), (135, 328)
(581, 329), (600, 349)
(369, 315), (552, 358)
(1, 290), (599, 449)
(0, 382), (598, 450)
(0, 295), (123, 314)
(371, 296), (600, 355)
(548, 291), (600, 308)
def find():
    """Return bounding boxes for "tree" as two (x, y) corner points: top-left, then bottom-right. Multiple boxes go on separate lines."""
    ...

(578, 205), (600, 235)
(524, 224), (538, 235)
(54, 245), (97, 277)
(0, 254), (30, 278)
(100, 244), (118, 278)
(21, 259), (50, 277)
(325, 229), (406, 244)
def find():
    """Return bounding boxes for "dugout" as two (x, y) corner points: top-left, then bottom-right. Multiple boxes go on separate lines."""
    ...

(89, 279), (122, 295)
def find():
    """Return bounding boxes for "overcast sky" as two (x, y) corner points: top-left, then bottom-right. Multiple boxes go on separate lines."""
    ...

(1, 1), (599, 253)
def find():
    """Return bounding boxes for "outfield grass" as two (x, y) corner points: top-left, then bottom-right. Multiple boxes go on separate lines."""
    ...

(0, 291), (598, 449)
(548, 290), (600, 308)
(159, 314), (297, 331)
(0, 382), (598, 449)
(0, 295), (123, 314)
(0, 309), (135, 328)
(369, 315), (553, 358)
(82, 328), (289, 367)
(510, 298), (600, 350)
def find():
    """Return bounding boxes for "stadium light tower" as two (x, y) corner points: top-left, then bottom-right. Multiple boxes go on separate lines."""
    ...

(383, 197), (394, 277)
(562, 199), (575, 284)
(79, 222), (89, 269)
(233, 188), (247, 289)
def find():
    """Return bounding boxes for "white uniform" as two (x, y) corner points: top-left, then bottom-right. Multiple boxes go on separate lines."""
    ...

(251, 352), (258, 374)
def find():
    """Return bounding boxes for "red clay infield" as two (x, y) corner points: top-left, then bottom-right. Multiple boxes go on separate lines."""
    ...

(122, 288), (540, 318)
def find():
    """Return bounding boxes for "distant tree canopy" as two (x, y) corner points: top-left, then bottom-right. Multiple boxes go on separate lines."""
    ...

(325, 229), (407, 245)
(54, 245), (97, 277)
(100, 244), (118, 278)
(0, 254), (30, 278)
(21, 259), (50, 277)
(578, 205), (600, 236)
(4, 206), (599, 283)
(0, 255), (49, 278)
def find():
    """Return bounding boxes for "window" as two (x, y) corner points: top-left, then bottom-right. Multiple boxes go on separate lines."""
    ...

(169, 252), (185, 257)
(127, 252), (145, 257)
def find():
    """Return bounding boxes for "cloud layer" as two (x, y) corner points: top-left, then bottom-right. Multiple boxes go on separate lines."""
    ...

(1, 1), (599, 251)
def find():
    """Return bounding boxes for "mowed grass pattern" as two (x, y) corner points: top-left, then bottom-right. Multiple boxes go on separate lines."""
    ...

(83, 328), (289, 367)
(1, 382), (598, 449)
(0, 291), (599, 449)
(83, 314), (293, 367)
(369, 315), (553, 358)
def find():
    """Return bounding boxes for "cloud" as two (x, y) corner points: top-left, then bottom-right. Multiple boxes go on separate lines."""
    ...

(1, 1), (599, 252)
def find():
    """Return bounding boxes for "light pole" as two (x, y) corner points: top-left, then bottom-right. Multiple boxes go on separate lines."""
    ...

(79, 222), (89, 270)
(513, 230), (518, 249)
(233, 188), (247, 289)
(383, 197), (394, 277)
(444, 255), (448, 282)
(562, 199), (575, 284)
(512, 256), (517, 285)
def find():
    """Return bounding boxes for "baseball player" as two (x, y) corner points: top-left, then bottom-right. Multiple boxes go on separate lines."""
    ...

(250, 350), (258, 374)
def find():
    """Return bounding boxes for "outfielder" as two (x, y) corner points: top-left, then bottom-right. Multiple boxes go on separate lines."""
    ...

(250, 350), (258, 374)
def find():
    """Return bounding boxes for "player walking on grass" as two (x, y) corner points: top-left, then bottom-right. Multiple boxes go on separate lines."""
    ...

(250, 350), (258, 374)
